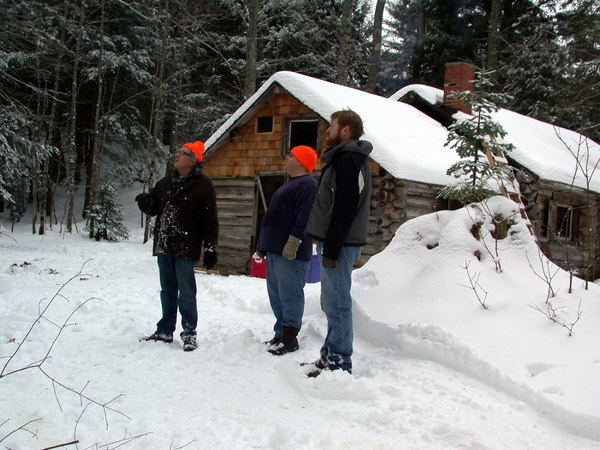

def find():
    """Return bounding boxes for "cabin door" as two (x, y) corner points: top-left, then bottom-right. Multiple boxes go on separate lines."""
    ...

(251, 172), (287, 256)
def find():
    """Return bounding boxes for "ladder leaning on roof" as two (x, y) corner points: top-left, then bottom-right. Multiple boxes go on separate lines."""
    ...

(481, 142), (536, 238)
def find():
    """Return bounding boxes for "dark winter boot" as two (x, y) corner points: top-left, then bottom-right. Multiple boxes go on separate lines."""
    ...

(182, 335), (197, 352)
(263, 336), (281, 346)
(141, 331), (173, 343)
(268, 326), (299, 356)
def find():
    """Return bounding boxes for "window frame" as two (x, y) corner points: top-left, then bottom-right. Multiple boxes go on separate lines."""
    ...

(256, 115), (274, 134)
(547, 202), (577, 240)
(281, 116), (321, 156)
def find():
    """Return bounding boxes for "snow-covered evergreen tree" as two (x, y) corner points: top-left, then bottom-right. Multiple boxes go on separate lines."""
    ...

(85, 183), (129, 241)
(439, 70), (515, 205)
(0, 103), (57, 224)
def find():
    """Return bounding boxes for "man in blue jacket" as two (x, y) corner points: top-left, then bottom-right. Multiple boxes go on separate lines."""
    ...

(257, 145), (318, 355)
(304, 110), (372, 376)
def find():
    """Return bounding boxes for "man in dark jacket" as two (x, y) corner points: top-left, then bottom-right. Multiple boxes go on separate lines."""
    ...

(304, 110), (372, 376)
(136, 141), (218, 351)
(257, 145), (318, 356)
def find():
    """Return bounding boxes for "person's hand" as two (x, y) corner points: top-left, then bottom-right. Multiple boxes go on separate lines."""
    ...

(135, 193), (153, 213)
(282, 236), (301, 260)
(255, 250), (266, 259)
(203, 248), (217, 270)
(322, 256), (338, 269)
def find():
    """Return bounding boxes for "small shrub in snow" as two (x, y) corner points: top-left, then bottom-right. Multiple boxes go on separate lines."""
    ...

(528, 298), (583, 337)
(490, 214), (515, 240)
(470, 221), (484, 240)
(85, 183), (129, 242)
(458, 260), (488, 309)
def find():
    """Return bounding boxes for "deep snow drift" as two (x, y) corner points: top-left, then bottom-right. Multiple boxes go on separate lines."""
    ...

(1, 194), (600, 449)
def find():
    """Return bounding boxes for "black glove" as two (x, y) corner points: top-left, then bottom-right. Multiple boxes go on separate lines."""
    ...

(135, 193), (153, 213)
(322, 256), (338, 269)
(203, 248), (218, 270)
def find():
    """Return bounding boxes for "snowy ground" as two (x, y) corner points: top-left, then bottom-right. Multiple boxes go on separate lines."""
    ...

(1, 194), (600, 449)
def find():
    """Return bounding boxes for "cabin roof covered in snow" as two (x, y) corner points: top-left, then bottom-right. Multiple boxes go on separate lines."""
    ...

(205, 71), (600, 193)
(392, 84), (600, 193)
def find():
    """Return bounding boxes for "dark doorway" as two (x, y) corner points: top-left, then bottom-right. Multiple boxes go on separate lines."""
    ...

(251, 172), (287, 254)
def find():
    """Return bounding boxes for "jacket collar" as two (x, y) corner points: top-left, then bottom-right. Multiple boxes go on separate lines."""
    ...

(321, 139), (373, 164)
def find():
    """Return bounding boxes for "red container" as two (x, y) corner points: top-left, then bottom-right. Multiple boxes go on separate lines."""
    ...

(251, 253), (266, 278)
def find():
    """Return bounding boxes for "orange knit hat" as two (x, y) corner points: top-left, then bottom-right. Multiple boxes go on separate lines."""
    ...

(290, 145), (317, 172)
(182, 141), (205, 162)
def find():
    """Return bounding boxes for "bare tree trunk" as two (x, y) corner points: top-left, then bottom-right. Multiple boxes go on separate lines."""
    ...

(65, 0), (86, 233)
(38, 159), (49, 235)
(31, 140), (39, 235)
(143, 2), (169, 244)
(40, 0), (68, 234)
(410, 0), (425, 83)
(367, 0), (386, 93)
(31, 40), (44, 234)
(242, 0), (259, 99)
(336, 0), (354, 86)
(486, 0), (502, 73)
(84, 0), (105, 229)
(168, 40), (185, 156)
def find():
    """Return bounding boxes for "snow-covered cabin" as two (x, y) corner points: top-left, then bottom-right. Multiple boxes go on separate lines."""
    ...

(393, 62), (600, 281)
(202, 67), (600, 279)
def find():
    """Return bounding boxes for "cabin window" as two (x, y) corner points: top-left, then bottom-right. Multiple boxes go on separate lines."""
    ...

(257, 116), (273, 133)
(547, 203), (578, 240)
(556, 206), (573, 239)
(283, 117), (319, 155)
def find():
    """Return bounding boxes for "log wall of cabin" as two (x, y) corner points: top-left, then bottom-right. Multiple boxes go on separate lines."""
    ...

(212, 167), (446, 273)
(517, 169), (600, 280)
(362, 167), (445, 267)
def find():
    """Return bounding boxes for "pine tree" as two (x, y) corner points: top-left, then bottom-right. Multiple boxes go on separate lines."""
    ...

(554, 0), (600, 143)
(439, 70), (515, 205)
(85, 183), (129, 241)
(381, 0), (489, 90)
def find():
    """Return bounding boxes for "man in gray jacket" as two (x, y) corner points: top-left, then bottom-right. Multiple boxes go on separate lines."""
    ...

(304, 109), (372, 376)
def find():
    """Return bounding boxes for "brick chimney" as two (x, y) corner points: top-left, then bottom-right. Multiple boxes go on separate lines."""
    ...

(443, 62), (475, 114)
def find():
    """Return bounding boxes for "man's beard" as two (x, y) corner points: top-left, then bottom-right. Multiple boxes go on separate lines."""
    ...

(326, 130), (342, 148)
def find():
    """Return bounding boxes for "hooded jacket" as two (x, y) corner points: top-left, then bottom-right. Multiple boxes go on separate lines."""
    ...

(305, 139), (372, 260)
(141, 165), (218, 261)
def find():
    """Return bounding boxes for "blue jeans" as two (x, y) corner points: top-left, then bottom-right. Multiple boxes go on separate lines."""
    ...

(156, 254), (198, 338)
(317, 243), (361, 372)
(266, 252), (310, 337)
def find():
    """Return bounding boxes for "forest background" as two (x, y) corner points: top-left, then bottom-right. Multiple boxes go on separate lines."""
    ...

(0, 0), (598, 237)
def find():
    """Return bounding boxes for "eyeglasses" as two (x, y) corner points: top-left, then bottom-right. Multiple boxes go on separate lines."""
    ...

(176, 149), (194, 158)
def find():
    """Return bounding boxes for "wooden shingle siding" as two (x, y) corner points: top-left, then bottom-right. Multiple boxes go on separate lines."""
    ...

(203, 93), (324, 178)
